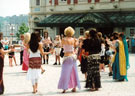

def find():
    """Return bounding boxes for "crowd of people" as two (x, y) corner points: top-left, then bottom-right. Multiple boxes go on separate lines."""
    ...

(0, 26), (130, 94)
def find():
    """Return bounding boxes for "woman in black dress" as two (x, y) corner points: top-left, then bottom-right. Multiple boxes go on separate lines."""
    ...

(85, 29), (101, 91)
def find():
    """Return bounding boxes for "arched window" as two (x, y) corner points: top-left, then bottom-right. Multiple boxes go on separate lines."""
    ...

(34, 17), (40, 21)
(36, 0), (40, 5)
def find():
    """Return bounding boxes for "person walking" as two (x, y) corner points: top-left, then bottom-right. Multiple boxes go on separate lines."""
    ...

(58, 26), (81, 93)
(26, 32), (50, 93)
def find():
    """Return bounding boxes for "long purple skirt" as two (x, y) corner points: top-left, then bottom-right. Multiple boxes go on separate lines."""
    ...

(58, 56), (81, 90)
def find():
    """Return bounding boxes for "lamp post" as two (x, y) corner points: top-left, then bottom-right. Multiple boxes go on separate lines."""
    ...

(9, 24), (15, 44)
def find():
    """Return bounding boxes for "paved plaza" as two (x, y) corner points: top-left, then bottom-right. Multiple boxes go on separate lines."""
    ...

(1, 53), (135, 96)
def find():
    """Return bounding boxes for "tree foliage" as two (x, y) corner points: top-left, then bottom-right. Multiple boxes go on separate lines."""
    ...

(16, 23), (29, 40)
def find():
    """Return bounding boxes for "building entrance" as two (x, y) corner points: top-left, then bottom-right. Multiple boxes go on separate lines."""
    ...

(97, 27), (113, 37)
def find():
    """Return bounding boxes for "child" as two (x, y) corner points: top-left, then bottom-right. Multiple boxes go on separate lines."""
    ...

(53, 35), (61, 65)
(8, 45), (17, 67)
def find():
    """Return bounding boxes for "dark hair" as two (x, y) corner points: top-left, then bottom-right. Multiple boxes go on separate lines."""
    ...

(112, 32), (119, 40)
(29, 32), (39, 53)
(0, 32), (3, 40)
(89, 29), (98, 39)
(119, 33), (124, 38)
(44, 30), (48, 38)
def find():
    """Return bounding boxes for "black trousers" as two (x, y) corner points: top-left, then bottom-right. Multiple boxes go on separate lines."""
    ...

(20, 50), (23, 65)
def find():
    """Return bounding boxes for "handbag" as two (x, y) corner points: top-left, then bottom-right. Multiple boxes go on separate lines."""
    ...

(60, 48), (64, 58)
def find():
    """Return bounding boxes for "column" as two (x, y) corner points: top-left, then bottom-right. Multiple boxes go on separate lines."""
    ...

(91, 0), (95, 3)
(52, 0), (54, 5)
(71, 0), (74, 4)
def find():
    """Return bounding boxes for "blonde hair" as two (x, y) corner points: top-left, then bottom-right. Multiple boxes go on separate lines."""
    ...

(64, 26), (75, 37)
(24, 33), (31, 44)
(84, 31), (89, 37)
(97, 32), (102, 38)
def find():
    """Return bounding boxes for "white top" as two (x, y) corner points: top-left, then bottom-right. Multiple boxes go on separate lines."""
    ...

(29, 49), (41, 58)
(100, 44), (105, 56)
(19, 40), (24, 51)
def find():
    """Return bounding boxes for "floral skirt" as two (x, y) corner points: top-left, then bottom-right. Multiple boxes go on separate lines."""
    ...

(85, 54), (101, 88)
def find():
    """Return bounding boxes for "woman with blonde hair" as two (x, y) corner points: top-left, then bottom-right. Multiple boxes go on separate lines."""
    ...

(22, 33), (31, 71)
(58, 26), (81, 93)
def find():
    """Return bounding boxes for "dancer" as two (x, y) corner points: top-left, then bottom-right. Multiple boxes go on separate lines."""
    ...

(0, 32), (11, 95)
(26, 32), (50, 93)
(85, 29), (101, 91)
(58, 26), (81, 93)
(112, 33), (130, 81)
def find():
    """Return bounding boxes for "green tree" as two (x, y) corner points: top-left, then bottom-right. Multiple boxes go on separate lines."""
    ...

(16, 23), (29, 40)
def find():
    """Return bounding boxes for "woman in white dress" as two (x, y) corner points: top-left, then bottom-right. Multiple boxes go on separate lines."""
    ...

(26, 32), (49, 93)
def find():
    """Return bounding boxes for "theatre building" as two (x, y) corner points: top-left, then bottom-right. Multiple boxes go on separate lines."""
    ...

(29, 0), (135, 39)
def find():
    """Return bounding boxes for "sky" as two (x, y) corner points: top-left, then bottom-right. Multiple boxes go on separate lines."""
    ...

(0, 0), (29, 17)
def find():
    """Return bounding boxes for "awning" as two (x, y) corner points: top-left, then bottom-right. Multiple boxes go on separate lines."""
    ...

(37, 13), (85, 27)
(37, 12), (135, 27)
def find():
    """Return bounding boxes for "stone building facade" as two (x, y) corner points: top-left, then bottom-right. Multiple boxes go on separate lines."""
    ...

(29, 0), (135, 40)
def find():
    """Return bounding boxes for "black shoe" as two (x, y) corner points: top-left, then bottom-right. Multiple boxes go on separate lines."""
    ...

(59, 63), (61, 65)
(109, 72), (113, 76)
(118, 79), (124, 81)
(43, 59), (45, 64)
(53, 63), (57, 65)
(47, 60), (48, 64)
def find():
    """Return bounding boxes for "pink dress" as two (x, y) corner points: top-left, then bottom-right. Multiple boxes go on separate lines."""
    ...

(22, 47), (29, 71)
